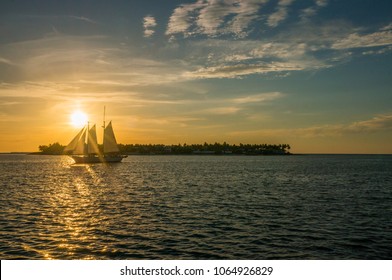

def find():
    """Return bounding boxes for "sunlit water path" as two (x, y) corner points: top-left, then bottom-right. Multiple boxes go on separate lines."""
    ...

(1, 154), (391, 259)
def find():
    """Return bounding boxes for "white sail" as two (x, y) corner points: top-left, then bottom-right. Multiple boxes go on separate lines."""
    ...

(73, 128), (87, 155)
(65, 110), (126, 163)
(87, 124), (100, 154)
(103, 121), (120, 153)
(64, 127), (85, 153)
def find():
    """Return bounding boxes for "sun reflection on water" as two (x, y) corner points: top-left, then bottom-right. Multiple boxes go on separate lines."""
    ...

(41, 163), (108, 259)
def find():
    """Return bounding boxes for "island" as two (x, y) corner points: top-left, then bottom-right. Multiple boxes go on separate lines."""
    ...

(36, 142), (291, 155)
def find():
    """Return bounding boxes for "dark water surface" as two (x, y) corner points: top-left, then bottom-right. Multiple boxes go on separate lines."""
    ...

(1, 154), (391, 259)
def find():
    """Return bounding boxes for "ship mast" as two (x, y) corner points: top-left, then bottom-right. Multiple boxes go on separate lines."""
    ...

(102, 106), (106, 153)
(86, 121), (89, 155)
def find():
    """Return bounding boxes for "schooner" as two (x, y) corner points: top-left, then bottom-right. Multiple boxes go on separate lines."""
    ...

(64, 109), (127, 163)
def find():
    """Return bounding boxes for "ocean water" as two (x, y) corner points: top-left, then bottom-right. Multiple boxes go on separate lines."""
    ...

(0, 154), (391, 260)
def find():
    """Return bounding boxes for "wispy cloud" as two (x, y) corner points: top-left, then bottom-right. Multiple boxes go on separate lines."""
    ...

(202, 106), (242, 115)
(165, 0), (331, 38)
(267, 0), (295, 28)
(232, 92), (284, 104)
(0, 34), (191, 89)
(301, 0), (328, 21)
(362, 45), (392, 56)
(166, 0), (205, 36)
(290, 115), (392, 137)
(184, 62), (305, 79)
(166, 0), (268, 38)
(228, 114), (392, 139)
(3, 18), (389, 89)
(348, 114), (392, 132)
(143, 15), (157, 38)
(181, 38), (328, 78)
(0, 57), (14, 65)
(297, 114), (392, 136)
(69, 15), (98, 25)
(223, 0), (268, 38)
(196, 1), (237, 36)
(1, 3), (390, 89)
(173, 14), (392, 79)
(184, 91), (285, 117)
(197, 0), (268, 37)
(250, 42), (307, 59)
(331, 23), (392, 49)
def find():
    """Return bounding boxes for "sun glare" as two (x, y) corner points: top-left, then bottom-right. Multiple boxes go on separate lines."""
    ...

(70, 110), (88, 127)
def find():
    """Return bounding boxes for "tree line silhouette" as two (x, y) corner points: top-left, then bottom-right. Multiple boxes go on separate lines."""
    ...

(38, 142), (291, 155)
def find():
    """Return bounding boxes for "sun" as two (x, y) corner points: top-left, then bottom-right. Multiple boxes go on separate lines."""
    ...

(70, 110), (88, 127)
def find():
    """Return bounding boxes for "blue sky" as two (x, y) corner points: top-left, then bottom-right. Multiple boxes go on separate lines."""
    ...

(0, 0), (391, 153)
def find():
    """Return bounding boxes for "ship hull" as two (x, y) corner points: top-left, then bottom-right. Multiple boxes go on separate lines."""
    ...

(103, 155), (127, 163)
(71, 155), (127, 164)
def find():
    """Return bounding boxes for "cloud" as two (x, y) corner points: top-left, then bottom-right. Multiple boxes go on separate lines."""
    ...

(2, 6), (390, 90)
(223, 0), (269, 37)
(348, 114), (392, 132)
(196, 1), (237, 36)
(315, 0), (328, 7)
(166, 0), (268, 38)
(267, 0), (295, 28)
(0, 34), (192, 89)
(69, 15), (98, 25)
(297, 114), (392, 137)
(166, 0), (205, 36)
(228, 113), (392, 139)
(331, 23), (392, 49)
(203, 106), (242, 115)
(232, 92), (284, 103)
(197, 0), (269, 37)
(165, 0), (331, 38)
(250, 42), (307, 58)
(177, 18), (392, 79)
(173, 91), (285, 119)
(193, 92), (284, 115)
(301, 0), (328, 20)
(143, 15), (157, 38)
(184, 62), (305, 79)
(181, 38), (329, 78)
(362, 46), (392, 56)
(0, 57), (14, 65)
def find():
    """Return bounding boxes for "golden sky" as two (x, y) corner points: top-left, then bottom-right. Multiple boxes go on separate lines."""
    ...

(0, 0), (391, 153)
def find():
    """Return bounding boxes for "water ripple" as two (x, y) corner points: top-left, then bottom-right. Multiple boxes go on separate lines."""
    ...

(0, 154), (391, 259)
